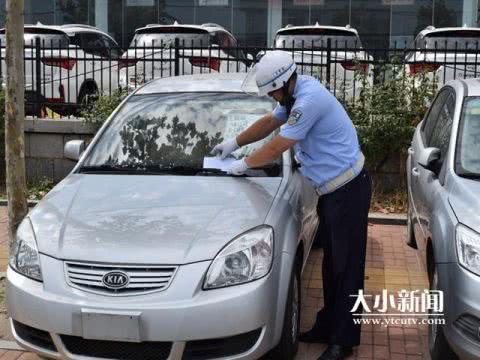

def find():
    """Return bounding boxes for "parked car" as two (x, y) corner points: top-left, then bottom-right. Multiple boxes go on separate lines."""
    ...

(6, 73), (319, 360)
(405, 26), (480, 87)
(119, 22), (249, 90)
(273, 23), (373, 100)
(406, 79), (480, 360)
(0, 23), (123, 115)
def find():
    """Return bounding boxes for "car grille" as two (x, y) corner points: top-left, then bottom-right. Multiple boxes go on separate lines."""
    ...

(61, 335), (172, 360)
(65, 261), (178, 296)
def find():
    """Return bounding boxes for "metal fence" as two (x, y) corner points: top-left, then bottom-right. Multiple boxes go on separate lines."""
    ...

(2, 38), (480, 117)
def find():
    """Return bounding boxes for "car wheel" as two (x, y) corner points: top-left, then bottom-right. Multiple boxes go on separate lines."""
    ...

(406, 195), (417, 249)
(78, 83), (99, 110)
(269, 263), (301, 360)
(428, 266), (458, 360)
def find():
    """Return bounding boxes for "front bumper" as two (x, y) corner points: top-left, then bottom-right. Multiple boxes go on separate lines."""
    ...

(7, 253), (291, 360)
(438, 262), (480, 360)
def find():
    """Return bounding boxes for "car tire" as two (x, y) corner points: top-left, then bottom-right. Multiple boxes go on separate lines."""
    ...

(428, 266), (458, 360)
(269, 262), (301, 360)
(78, 82), (99, 111)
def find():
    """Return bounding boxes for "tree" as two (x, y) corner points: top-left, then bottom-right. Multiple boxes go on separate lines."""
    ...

(5, 0), (28, 247)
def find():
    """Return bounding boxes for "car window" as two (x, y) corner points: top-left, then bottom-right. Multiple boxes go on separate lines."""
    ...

(423, 30), (480, 50)
(81, 33), (109, 57)
(213, 31), (244, 60)
(275, 28), (361, 49)
(130, 27), (211, 48)
(0, 30), (69, 48)
(102, 35), (123, 59)
(428, 92), (455, 164)
(83, 93), (279, 176)
(422, 90), (449, 145)
(456, 97), (480, 178)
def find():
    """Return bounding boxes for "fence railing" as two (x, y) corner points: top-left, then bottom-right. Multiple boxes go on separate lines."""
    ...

(2, 38), (480, 117)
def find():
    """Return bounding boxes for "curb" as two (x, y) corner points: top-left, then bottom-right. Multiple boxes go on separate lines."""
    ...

(368, 212), (407, 226)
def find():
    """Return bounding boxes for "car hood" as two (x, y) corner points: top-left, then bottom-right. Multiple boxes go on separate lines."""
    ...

(29, 174), (281, 264)
(449, 177), (480, 231)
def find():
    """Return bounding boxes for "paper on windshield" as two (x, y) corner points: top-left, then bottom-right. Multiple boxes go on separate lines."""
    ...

(203, 156), (236, 171)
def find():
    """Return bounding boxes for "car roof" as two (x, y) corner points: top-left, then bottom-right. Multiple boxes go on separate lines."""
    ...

(13, 23), (118, 44)
(419, 26), (480, 37)
(135, 73), (257, 95)
(135, 22), (236, 38)
(445, 78), (480, 97)
(276, 23), (359, 36)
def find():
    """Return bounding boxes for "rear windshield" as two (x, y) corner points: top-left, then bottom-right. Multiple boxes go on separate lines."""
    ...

(0, 29), (69, 48)
(275, 28), (361, 49)
(423, 30), (480, 50)
(130, 27), (211, 48)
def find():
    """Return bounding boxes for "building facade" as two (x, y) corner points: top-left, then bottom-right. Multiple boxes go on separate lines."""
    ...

(0, 0), (479, 49)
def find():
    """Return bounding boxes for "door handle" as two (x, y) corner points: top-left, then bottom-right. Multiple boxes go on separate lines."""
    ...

(408, 147), (414, 155)
(412, 167), (420, 177)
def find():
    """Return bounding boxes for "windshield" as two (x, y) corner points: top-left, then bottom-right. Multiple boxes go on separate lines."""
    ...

(275, 29), (361, 49)
(424, 31), (480, 50)
(456, 97), (480, 178)
(130, 31), (211, 48)
(82, 92), (279, 175)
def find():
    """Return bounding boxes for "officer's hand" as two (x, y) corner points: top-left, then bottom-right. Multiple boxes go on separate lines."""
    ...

(226, 159), (249, 175)
(211, 138), (239, 159)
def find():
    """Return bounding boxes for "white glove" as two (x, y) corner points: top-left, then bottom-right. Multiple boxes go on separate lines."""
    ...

(211, 138), (239, 159)
(227, 159), (249, 175)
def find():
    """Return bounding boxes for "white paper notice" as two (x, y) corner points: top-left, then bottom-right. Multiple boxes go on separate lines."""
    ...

(203, 156), (236, 171)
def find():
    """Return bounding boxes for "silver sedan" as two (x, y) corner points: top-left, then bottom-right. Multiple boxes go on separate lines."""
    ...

(7, 73), (319, 360)
(407, 79), (480, 360)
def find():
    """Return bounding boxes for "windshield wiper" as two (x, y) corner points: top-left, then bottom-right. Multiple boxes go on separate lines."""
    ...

(77, 164), (140, 174)
(143, 165), (230, 176)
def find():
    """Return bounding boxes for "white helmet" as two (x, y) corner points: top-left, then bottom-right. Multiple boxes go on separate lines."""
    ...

(254, 50), (297, 96)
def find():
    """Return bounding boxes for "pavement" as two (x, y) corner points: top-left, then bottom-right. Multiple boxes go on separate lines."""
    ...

(0, 208), (430, 359)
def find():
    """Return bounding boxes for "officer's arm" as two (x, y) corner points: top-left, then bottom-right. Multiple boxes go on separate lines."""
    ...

(236, 112), (285, 147)
(245, 135), (296, 168)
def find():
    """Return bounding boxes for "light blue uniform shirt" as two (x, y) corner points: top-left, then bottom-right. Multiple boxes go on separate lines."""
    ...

(272, 75), (361, 187)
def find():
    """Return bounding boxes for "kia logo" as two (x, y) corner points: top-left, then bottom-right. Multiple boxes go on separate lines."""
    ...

(102, 271), (129, 289)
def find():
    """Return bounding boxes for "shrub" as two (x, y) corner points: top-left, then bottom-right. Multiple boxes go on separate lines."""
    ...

(81, 89), (128, 130)
(344, 64), (437, 172)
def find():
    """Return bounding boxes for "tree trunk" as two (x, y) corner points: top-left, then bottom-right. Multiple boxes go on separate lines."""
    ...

(5, 0), (27, 249)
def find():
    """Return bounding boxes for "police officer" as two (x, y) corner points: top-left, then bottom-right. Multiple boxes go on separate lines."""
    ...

(212, 50), (372, 360)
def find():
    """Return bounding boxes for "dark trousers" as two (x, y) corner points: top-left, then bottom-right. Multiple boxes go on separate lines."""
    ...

(314, 169), (372, 347)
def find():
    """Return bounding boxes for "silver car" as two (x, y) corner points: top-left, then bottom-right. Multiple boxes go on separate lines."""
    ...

(407, 79), (480, 360)
(6, 73), (319, 360)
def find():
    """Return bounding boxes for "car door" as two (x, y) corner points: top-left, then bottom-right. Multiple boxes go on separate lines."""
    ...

(290, 151), (319, 254)
(418, 90), (455, 246)
(410, 88), (449, 245)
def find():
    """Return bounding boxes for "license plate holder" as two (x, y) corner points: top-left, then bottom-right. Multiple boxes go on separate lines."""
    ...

(81, 309), (141, 342)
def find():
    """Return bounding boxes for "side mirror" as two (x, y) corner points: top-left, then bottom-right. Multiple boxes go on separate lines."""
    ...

(64, 140), (85, 161)
(418, 147), (441, 174)
(246, 53), (254, 61)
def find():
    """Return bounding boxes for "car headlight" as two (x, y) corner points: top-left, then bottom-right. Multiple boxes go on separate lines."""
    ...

(456, 224), (480, 276)
(9, 218), (42, 281)
(203, 226), (273, 290)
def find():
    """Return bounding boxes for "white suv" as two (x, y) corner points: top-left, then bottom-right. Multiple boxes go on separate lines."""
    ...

(405, 26), (480, 86)
(273, 24), (373, 100)
(1, 23), (123, 116)
(119, 22), (249, 90)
